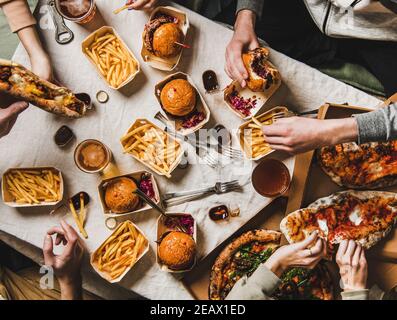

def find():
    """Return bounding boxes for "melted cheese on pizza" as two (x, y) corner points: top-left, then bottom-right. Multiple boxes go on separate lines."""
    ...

(319, 141), (397, 187)
(285, 194), (397, 246)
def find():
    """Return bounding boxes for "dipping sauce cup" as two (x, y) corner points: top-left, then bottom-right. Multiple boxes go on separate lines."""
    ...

(251, 158), (291, 197)
(74, 139), (111, 174)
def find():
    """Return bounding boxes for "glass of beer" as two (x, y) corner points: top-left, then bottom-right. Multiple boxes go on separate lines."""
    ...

(74, 139), (112, 174)
(55, 0), (97, 24)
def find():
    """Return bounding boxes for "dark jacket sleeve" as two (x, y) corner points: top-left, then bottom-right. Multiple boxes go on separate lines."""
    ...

(236, 0), (264, 19)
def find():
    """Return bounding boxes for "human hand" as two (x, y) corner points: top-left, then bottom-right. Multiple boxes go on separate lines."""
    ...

(43, 220), (84, 300)
(225, 10), (259, 87)
(126, 0), (158, 10)
(265, 232), (327, 277)
(30, 52), (54, 83)
(261, 117), (358, 154)
(0, 101), (28, 139)
(336, 240), (367, 291)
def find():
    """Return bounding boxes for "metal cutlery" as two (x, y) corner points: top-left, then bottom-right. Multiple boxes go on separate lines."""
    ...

(134, 188), (187, 233)
(162, 180), (241, 207)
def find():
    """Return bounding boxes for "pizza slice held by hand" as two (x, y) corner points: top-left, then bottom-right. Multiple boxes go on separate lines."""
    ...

(280, 191), (397, 249)
(0, 59), (87, 118)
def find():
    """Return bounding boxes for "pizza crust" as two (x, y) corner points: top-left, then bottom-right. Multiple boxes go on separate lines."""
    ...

(281, 190), (397, 249)
(209, 229), (281, 300)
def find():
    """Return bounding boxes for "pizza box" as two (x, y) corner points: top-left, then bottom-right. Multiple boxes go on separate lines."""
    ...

(154, 72), (211, 136)
(97, 170), (160, 217)
(82, 26), (140, 90)
(119, 118), (184, 178)
(236, 106), (289, 160)
(285, 102), (397, 262)
(1, 167), (64, 208)
(223, 76), (281, 120)
(156, 213), (197, 273)
(140, 6), (189, 71)
(90, 220), (149, 283)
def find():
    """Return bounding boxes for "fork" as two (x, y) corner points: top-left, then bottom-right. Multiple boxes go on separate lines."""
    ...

(164, 181), (241, 207)
(272, 109), (319, 120)
(154, 112), (244, 162)
(162, 180), (240, 202)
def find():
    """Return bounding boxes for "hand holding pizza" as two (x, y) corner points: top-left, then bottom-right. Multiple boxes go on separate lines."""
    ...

(264, 231), (327, 277)
(336, 240), (368, 291)
(262, 117), (359, 154)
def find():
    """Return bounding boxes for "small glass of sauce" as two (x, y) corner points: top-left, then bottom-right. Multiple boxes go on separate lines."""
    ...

(209, 205), (229, 221)
(202, 70), (219, 93)
(252, 158), (291, 197)
(54, 125), (74, 147)
(74, 139), (111, 173)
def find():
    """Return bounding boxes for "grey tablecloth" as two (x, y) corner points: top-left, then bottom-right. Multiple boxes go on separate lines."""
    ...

(0, 0), (380, 300)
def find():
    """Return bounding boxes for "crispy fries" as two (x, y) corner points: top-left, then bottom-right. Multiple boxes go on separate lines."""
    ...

(92, 221), (148, 280)
(4, 169), (62, 204)
(120, 120), (182, 178)
(239, 108), (288, 159)
(85, 30), (138, 88)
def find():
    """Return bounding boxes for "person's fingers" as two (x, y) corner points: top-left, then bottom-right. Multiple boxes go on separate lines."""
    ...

(262, 124), (288, 137)
(55, 233), (65, 246)
(295, 231), (318, 250)
(248, 38), (260, 51)
(359, 248), (367, 267)
(344, 240), (356, 264)
(306, 238), (323, 257)
(47, 226), (65, 236)
(224, 54), (233, 79)
(264, 136), (290, 145)
(268, 144), (295, 154)
(352, 244), (362, 267)
(3, 101), (29, 119)
(128, 0), (148, 9)
(60, 220), (79, 241)
(43, 235), (55, 265)
(336, 240), (348, 264)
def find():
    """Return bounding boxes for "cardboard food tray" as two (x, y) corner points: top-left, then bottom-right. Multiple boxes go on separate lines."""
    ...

(98, 171), (160, 217)
(90, 220), (149, 283)
(2, 167), (64, 208)
(140, 6), (189, 71)
(154, 72), (210, 135)
(82, 26), (140, 90)
(224, 76), (281, 120)
(120, 118), (183, 177)
(156, 213), (197, 273)
(237, 106), (289, 160)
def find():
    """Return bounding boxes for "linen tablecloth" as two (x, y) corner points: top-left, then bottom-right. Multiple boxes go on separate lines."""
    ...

(0, 0), (380, 299)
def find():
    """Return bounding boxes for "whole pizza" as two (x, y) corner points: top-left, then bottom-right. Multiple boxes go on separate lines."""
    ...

(208, 229), (333, 300)
(0, 59), (87, 118)
(280, 190), (397, 249)
(318, 141), (397, 189)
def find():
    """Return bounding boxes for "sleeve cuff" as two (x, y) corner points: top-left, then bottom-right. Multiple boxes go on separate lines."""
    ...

(341, 289), (369, 300)
(226, 264), (281, 300)
(1, 0), (36, 33)
(236, 0), (264, 20)
(354, 110), (388, 144)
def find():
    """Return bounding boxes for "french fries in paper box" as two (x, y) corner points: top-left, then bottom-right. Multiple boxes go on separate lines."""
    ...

(237, 107), (289, 160)
(156, 213), (197, 273)
(98, 171), (161, 217)
(140, 6), (189, 71)
(154, 72), (211, 135)
(120, 119), (183, 178)
(82, 26), (140, 90)
(2, 167), (64, 208)
(224, 78), (281, 120)
(91, 220), (149, 283)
